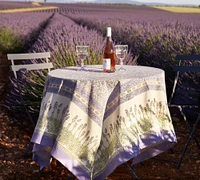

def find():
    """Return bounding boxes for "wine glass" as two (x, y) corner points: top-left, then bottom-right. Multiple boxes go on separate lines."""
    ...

(115, 45), (128, 71)
(76, 45), (89, 70)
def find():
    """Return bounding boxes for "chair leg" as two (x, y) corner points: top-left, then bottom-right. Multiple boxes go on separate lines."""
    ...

(178, 106), (200, 149)
(66, 173), (75, 180)
(170, 148), (175, 154)
(124, 162), (139, 180)
(176, 113), (200, 169)
(17, 80), (35, 127)
(18, 142), (32, 161)
(16, 80), (35, 160)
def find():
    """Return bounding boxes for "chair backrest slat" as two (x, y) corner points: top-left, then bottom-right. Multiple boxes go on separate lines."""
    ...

(174, 66), (200, 72)
(169, 54), (200, 103)
(174, 54), (200, 72)
(7, 52), (50, 60)
(175, 55), (200, 61)
(11, 63), (53, 72)
(7, 52), (53, 79)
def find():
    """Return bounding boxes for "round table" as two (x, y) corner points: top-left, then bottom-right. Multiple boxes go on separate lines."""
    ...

(31, 65), (177, 180)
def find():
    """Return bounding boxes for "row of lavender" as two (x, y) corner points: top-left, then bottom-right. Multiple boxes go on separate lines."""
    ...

(0, 1), (34, 10)
(0, 12), (54, 52)
(29, 13), (105, 67)
(66, 9), (200, 67)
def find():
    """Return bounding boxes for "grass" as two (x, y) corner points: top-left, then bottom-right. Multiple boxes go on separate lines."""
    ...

(152, 6), (200, 13)
(0, 27), (24, 53)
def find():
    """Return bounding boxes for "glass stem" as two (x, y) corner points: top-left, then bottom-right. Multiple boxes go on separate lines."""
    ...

(81, 59), (84, 68)
(120, 59), (124, 66)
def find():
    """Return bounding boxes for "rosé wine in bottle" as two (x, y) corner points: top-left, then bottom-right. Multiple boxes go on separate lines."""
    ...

(103, 27), (116, 73)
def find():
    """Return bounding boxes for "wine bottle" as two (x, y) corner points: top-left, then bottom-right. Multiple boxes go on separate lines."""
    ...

(103, 27), (116, 73)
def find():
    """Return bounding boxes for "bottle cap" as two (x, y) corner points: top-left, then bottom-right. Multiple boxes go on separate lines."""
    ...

(107, 27), (111, 37)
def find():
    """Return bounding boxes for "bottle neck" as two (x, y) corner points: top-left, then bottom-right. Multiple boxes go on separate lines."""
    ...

(106, 36), (112, 41)
(105, 36), (114, 52)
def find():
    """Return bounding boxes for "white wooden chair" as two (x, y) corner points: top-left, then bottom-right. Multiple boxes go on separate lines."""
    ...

(168, 54), (200, 169)
(8, 52), (53, 79)
(7, 52), (53, 159)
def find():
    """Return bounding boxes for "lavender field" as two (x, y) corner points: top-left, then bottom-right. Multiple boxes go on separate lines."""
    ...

(1, 3), (200, 180)
(0, 1), (34, 9)
(1, 3), (200, 67)
(1, 2), (200, 121)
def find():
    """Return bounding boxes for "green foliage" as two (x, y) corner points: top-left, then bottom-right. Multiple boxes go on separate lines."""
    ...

(87, 49), (102, 65)
(52, 45), (77, 68)
(0, 27), (24, 53)
(51, 44), (102, 68)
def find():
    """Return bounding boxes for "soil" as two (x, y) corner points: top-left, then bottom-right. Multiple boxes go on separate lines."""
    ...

(0, 53), (200, 180)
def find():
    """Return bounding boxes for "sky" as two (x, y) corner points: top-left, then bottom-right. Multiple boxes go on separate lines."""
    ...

(138, 0), (199, 5)
(42, 0), (199, 5)
(3, 0), (200, 6)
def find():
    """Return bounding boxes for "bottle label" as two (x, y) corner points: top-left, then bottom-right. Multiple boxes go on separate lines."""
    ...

(103, 58), (111, 70)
